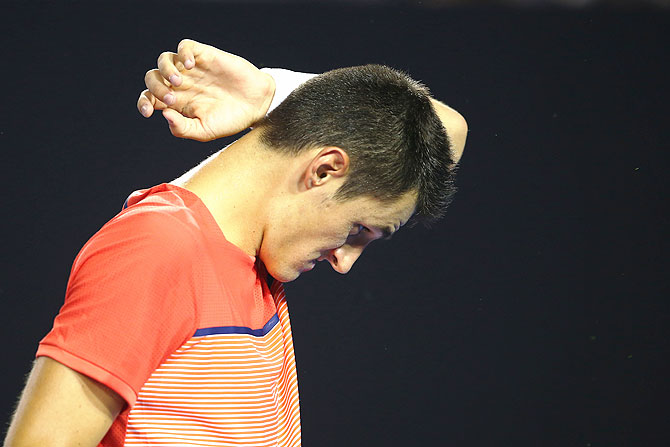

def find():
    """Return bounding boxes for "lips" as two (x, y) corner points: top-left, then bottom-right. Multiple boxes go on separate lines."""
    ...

(300, 260), (316, 273)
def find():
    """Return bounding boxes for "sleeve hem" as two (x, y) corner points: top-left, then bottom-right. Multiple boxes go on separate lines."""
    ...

(36, 343), (137, 408)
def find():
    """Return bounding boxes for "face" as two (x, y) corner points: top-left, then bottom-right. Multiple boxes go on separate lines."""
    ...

(259, 190), (417, 282)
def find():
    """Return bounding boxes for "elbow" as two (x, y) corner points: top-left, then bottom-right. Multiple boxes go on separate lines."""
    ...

(430, 98), (468, 164)
(449, 112), (468, 164)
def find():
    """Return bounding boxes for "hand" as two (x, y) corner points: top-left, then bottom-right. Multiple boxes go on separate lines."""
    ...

(137, 39), (276, 141)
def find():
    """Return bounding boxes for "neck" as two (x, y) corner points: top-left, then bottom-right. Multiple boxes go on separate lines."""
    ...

(170, 131), (284, 256)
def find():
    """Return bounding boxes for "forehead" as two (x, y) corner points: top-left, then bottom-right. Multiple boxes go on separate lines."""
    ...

(346, 190), (417, 227)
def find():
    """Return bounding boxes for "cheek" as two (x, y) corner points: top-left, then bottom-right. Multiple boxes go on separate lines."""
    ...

(312, 230), (349, 252)
(269, 221), (350, 259)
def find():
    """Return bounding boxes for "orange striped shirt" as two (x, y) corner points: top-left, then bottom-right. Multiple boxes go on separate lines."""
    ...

(37, 184), (301, 446)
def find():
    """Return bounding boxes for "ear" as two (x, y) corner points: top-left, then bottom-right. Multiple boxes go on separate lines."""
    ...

(303, 147), (350, 189)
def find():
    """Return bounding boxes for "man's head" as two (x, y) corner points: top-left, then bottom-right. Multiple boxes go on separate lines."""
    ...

(258, 175), (417, 282)
(256, 64), (457, 226)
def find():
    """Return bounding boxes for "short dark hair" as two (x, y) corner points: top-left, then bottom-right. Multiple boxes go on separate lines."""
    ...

(257, 64), (457, 224)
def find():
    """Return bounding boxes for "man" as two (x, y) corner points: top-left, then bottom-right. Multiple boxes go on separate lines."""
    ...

(4, 40), (467, 446)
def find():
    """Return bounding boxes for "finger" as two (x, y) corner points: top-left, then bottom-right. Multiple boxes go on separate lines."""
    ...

(177, 39), (196, 69)
(137, 90), (154, 117)
(163, 109), (210, 142)
(137, 90), (168, 117)
(157, 51), (182, 87)
(144, 69), (176, 106)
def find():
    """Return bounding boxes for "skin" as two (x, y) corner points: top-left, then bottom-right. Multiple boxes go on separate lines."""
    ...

(170, 132), (418, 282)
(136, 39), (467, 163)
(4, 357), (124, 446)
(5, 39), (467, 446)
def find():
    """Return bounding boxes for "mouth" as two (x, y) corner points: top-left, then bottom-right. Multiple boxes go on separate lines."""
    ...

(300, 260), (317, 273)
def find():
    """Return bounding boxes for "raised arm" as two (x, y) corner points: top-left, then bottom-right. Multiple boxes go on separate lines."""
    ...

(138, 39), (467, 163)
(4, 357), (124, 447)
(137, 39), (276, 141)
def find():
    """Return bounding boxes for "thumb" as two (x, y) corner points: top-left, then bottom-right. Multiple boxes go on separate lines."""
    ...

(163, 109), (211, 141)
(163, 108), (214, 141)
(163, 109), (191, 139)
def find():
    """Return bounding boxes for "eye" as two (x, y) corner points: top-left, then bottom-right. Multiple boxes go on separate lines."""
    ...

(349, 224), (368, 237)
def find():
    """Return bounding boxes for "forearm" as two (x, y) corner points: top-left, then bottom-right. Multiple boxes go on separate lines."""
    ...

(262, 69), (467, 163)
(260, 68), (317, 114)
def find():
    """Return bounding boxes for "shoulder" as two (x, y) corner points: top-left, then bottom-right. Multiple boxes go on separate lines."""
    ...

(64, 196), (209, 293)
(96, 189), (205, 257)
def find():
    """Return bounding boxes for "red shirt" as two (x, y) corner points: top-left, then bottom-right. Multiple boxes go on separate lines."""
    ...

(38, 184), (301, 446)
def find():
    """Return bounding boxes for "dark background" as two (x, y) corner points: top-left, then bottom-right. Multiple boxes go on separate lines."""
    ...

(1, 1), (667, 446)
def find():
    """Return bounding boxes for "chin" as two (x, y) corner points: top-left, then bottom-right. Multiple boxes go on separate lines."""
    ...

(265, 264), (301, 283)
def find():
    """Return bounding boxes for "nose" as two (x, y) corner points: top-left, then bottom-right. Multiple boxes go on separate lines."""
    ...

(324, 245), (365, 274)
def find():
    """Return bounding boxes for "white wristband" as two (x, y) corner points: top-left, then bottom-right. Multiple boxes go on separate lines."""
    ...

(260, 68), (317, 114)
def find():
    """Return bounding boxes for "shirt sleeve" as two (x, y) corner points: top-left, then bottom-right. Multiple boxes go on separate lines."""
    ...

(37, 205), (200, 407)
